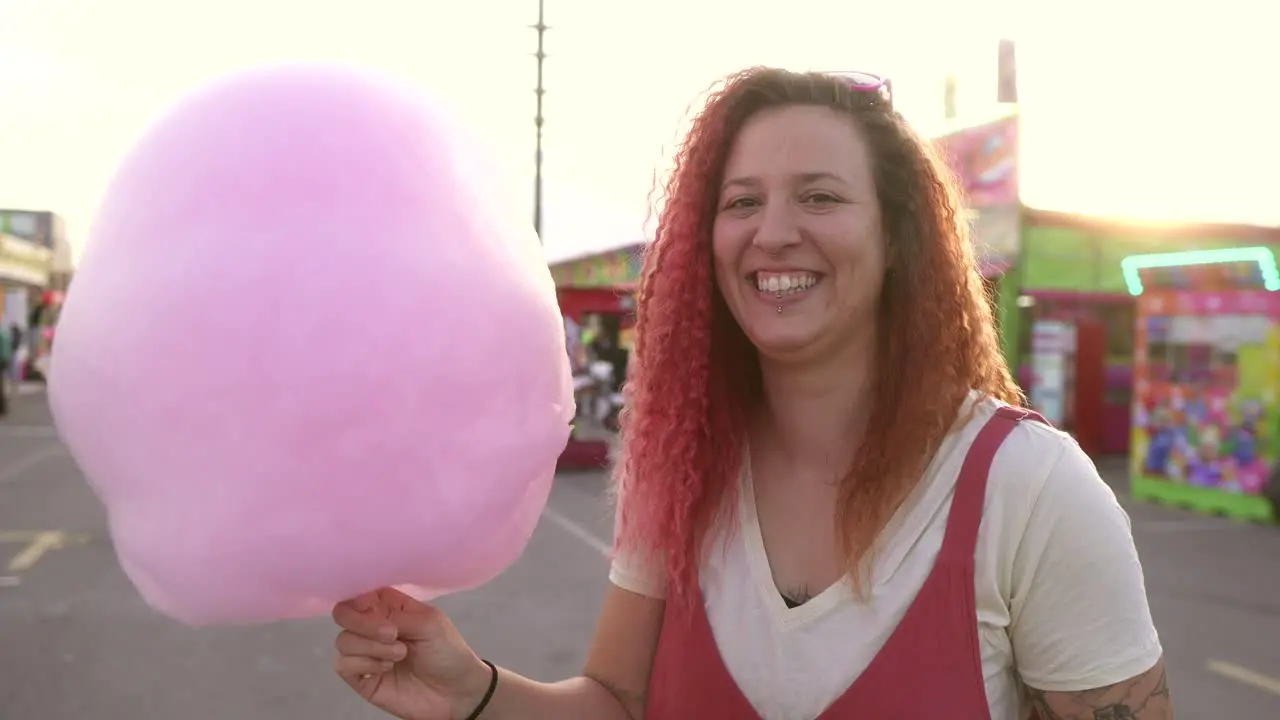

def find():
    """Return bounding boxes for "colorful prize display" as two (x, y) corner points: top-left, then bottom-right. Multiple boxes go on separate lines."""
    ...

(48, 65), (575, 626)
(1126, 247), (1280, 522)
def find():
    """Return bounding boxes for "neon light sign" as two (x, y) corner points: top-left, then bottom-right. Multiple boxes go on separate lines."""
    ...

(1120, 246), (1280, 296)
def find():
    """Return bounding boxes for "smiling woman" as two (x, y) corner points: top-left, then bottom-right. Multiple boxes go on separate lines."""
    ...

(712, 105), (888, 361)
(330, 67), (1171, 720)
(601, 67), (1171, 720)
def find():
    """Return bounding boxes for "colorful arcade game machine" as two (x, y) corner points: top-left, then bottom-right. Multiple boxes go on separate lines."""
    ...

(1126, 247), (1279, 523)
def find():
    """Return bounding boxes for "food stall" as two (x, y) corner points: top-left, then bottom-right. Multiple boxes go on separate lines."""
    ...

(0, 229), (55, 384)
(1127, 246), (1279, 522)
(550, 244), (642, 470)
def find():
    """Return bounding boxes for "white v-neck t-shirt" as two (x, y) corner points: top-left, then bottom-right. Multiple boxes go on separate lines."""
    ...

(610, 393), (1163, 720)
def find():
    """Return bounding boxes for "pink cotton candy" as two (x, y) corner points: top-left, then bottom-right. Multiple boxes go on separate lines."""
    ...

(48, 65), (575, 627)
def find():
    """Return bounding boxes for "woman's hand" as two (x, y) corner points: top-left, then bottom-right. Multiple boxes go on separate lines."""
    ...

(332, 587), (494, 720)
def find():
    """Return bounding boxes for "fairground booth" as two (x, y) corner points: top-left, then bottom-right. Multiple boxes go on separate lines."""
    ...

(0, 209), (63, 382)
(1124, 247), (1279, 523)
(935, 117), (1280, 462)
(549, 243), (642, 470)
(994, 214), (1280, 460)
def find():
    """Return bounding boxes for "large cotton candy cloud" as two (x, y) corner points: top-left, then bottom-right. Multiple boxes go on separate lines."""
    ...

(48, 65), (574, 626)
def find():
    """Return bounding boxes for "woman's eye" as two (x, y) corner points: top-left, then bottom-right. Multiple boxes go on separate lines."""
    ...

(725, 197), (759, 210)
(803, 192), (840, 204)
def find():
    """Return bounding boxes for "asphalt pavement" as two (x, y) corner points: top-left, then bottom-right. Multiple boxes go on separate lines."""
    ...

(2, 391), (1280, 719)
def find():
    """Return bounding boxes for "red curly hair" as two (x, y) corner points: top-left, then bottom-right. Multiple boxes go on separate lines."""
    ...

(614, 67), (1023, 607)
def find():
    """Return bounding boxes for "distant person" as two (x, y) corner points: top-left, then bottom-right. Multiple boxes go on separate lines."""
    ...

(0, 325), (10, 417)
(587, 334), (630, 423)
(9, 323), (22, 358)
(593, 335), (629, 394)
(8, 324), (24, 385)
(330, 68), (1169, 720)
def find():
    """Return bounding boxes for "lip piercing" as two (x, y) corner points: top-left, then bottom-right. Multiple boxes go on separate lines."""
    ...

(776, 306), (783, 314)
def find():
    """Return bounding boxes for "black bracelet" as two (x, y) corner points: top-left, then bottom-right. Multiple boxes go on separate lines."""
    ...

(463, 659), (499, 720)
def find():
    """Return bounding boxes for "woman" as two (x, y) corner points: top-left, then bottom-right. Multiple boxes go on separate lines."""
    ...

(332, 68), (1171, 720)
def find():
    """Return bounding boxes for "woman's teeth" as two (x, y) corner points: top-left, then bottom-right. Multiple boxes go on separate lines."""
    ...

(756, 272), (817, 295)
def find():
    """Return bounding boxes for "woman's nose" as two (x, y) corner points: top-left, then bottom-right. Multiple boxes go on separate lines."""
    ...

(751, 204), (801, 255)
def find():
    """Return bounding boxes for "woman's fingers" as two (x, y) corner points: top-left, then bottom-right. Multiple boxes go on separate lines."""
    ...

(332, 590), (430, 700)
(334, 654), (395, 695)
(335, 630), (408, 662)
(335, 654), (394, 679)
(333, 598), (398, 642)
(374, 586), (421, 609)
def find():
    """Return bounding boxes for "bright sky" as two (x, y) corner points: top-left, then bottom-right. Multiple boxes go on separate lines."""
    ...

(1, 0), (1276, 264)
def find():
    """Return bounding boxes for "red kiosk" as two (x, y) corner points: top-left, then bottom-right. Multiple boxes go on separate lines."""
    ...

(551, 244), (642, 471)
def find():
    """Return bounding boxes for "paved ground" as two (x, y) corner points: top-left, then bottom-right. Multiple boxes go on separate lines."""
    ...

(2, 391), (1279, 718)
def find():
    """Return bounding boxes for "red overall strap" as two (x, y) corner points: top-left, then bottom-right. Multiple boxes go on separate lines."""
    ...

(938, 405), (1046, 565)
(646, 404), (1050, 720)
(819, 404), (1048, 719)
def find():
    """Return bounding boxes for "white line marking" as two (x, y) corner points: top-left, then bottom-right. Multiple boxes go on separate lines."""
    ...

(542, 505), (611, 558)
(1207, 659), (1280, 696)
(0, 575), (20, 588)
(7, 531), (64, 571)
(0, 425), (60, 439)
(0, 530), (89, 544)
(0, 444), (64, 485)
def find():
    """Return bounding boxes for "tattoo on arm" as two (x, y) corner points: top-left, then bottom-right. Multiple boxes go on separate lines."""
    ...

(586, 672), (646, 719)
(1028, 661), (1171, 720)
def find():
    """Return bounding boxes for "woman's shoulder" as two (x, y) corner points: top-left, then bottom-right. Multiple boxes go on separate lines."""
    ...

(961, 397), (1163, 691)
(960, 390), (1077, 449)
(959, 392), (1134, 571)
(960, 391), (1111, 505)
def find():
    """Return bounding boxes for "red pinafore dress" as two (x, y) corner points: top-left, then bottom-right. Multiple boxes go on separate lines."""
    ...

(646, 406), (1047, 720)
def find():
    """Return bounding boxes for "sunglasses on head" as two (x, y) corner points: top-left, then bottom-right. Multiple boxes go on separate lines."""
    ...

(824, 71), (893, 110)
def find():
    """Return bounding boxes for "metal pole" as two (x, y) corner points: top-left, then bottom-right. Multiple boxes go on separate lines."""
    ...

(532, 0), (547, 242)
